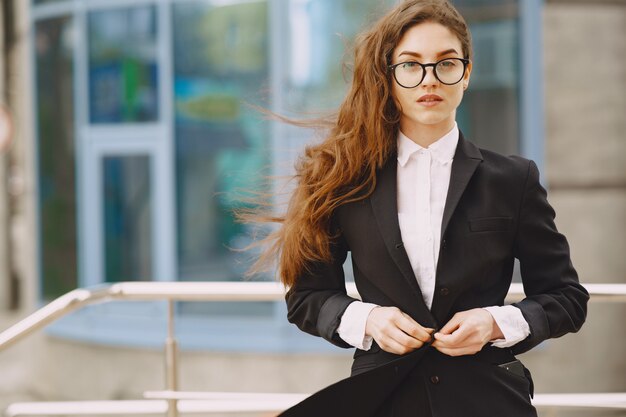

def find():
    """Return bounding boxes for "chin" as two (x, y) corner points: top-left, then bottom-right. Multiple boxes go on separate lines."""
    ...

(414, 114), (451, 126)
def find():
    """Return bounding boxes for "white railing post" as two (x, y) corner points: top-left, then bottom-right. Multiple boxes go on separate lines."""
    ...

(165, 300), (179, 417)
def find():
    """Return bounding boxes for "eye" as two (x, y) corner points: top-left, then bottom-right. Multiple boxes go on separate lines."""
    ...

(439, 59), (457, 68)
(400, 62), (421, 71)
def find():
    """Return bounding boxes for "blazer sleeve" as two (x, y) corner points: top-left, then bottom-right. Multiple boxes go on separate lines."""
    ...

(511, 159), (589, 355)
(285, 220), (358, 348)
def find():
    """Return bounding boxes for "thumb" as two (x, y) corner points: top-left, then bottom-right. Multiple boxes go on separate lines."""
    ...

(438, 315), (462, 335)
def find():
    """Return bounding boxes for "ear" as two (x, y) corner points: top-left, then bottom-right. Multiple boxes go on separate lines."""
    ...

(463, 60), (472, 90)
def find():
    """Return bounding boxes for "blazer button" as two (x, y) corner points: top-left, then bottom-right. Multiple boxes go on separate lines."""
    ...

(395, 243), (403, 249)
(442, 239), (447, 249)
(430, 376), (440, 385)
(439, 287), (450, 296)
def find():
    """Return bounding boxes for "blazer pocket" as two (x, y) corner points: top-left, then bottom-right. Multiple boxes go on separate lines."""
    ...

(469, 216), (512, 232)
(492, 360), (535, 398)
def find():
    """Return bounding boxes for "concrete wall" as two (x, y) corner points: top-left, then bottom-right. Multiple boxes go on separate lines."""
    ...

(515, 2), (626, 416)
(0, 1), (625, 417)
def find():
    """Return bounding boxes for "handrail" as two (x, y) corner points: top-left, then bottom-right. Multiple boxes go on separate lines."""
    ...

(2, 281), (626, 417)
(1, 282), (625, 353)
(0, 281), (289, 352)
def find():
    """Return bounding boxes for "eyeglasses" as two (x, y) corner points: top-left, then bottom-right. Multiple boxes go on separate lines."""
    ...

(388, 58), (470, 88)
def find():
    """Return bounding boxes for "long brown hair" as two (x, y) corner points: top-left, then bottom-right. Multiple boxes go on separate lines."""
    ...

(246, 0), (472, 288)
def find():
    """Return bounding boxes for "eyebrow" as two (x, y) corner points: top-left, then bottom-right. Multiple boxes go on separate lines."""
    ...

(398, 48), (460, 59)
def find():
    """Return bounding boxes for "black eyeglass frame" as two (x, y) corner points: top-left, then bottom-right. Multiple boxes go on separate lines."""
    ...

(388, 57), (471, 89)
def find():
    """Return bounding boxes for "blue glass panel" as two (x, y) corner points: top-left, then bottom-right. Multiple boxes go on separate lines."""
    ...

(103, 155), (152, 282)
(88, 6), (158, 123)
(173, 1), (269, 283)
(172, 1), (272, 317)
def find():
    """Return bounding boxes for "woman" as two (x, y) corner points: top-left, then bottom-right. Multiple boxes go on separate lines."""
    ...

(251, 1), (589, 416)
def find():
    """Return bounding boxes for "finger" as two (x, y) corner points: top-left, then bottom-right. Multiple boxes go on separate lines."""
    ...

(433, 343), (482, 357)
(386, 327), (425, 350)
(438, 314), (463, 335)
(396, 314), (433, 342)
(378, 323), (421, 349)
(434, 324), (472, 347)
(379, 336), (415, 355)
(398, 312), (436, 338)
(433, 345), (465, 356)
(431, 338), (460, 350)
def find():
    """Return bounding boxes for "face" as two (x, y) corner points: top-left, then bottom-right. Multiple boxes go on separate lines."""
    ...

(390, 21), (471, 140)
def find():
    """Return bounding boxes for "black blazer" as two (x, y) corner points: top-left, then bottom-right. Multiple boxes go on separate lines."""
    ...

(282, 132), (589, 417)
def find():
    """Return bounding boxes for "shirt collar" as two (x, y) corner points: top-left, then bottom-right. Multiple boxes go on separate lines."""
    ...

(397, 122), (459, 167)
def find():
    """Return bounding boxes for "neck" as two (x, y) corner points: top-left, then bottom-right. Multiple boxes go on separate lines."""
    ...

(400, 119), (456, 148)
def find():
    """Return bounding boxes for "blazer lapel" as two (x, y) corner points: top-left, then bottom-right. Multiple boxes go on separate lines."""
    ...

(439, 131), (483, 241)
(369, 154), (435, 324)
(432, 132), (483, 321)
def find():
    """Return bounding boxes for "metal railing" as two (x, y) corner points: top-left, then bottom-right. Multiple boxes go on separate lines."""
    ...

(1, 282), (626, 416)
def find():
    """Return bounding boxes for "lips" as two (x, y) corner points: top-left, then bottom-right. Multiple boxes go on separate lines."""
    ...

(417, 94), (443, 103)
(417, 94), (443, 108)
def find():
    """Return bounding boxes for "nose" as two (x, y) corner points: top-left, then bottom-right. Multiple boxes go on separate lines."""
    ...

(421, 66), (439, 87)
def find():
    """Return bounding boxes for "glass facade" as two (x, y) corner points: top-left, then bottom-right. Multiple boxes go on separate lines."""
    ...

(32, 0), (537, 350)
(172, 1), (269, 284)
(172, 1), (275, 317)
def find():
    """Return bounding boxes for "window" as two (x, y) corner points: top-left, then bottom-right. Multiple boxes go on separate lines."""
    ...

(88, 6), (159, 123)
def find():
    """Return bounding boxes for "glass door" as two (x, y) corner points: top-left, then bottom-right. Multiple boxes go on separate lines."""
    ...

(79, 129), (174, 286)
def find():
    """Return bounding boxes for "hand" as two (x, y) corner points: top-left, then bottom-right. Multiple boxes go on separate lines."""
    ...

(365, 306), (434, 355)
(432, 308), (504, 356)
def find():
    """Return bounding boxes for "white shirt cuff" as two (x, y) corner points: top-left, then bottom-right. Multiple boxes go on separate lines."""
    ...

(337, 301), (380, 350)
(482, 305), (531, 348)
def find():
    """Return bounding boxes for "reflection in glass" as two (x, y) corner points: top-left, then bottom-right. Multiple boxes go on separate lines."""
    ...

(284, 0), (393, 112)
(103, 156), (152, 282)
(453, 1), (520, 155)
(173, 1), (269, 286)
(35, 16), (78, 299)
(88, 6), (158, 123)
